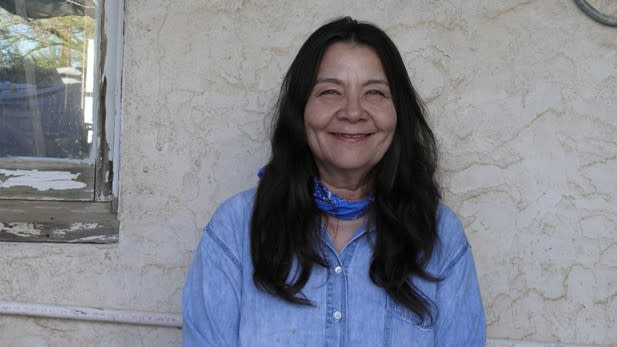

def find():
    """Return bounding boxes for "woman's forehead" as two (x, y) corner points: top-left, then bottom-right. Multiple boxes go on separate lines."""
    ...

(316, 42), (387, 78)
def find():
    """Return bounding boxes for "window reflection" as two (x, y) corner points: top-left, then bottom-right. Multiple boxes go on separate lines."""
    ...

(0, 0), (96, 160)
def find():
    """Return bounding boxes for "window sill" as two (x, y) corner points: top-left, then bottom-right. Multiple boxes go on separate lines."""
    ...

(0, 200), (118, 243)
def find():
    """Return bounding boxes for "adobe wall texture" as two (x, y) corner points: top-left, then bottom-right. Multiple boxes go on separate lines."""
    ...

(1, 1), (615, 345)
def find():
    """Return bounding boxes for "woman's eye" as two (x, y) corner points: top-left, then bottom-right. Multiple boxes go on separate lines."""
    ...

(318, 89), (339, 96)
(366, 89), (385, 96)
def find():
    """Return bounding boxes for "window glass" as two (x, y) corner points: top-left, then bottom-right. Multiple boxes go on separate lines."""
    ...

(0, 0), (96, 160)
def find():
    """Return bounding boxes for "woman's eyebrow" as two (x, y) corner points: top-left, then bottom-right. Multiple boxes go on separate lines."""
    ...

(314, 78), (389, 86)
(314, 78), (344, 85)
(363, 79), (389, 87)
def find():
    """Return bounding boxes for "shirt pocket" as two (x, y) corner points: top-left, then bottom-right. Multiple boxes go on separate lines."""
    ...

(384, 295), (434, 347)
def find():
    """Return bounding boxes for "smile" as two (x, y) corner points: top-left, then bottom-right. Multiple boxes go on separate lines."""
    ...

(331, 132), (374, 140)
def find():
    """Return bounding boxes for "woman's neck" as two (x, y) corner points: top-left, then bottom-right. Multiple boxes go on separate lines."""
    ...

(317, 174), (371, 201)
(323, 215), (366, 252)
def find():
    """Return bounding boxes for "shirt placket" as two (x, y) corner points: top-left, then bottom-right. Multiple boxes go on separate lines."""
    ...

(323, 240), (359, 347)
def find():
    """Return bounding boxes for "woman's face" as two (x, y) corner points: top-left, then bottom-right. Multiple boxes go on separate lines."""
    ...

(304, 42), (397, 184)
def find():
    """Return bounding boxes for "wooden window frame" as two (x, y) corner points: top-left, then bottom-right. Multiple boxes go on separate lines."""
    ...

(0, 1), (123, 243)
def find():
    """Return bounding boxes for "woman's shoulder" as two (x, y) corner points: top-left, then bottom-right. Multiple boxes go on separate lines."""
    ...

(435, 204), (465, 236)
(212, 188), (257, 220)
(429, 203), (472, 275)
(200, 188), (257, 253)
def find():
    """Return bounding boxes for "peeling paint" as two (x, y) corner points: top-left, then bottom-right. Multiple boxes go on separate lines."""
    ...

(0, 223), (40, 237)
(0, 221), (116, 243)
(73, 234), (119, 243)
(0, 169), (87, 191)
(0, 222), (101, 237)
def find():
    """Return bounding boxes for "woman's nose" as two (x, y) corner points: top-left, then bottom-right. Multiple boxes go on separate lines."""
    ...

(340, 94), (364, 121)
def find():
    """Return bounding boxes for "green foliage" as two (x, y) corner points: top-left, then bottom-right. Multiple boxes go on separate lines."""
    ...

(0, 6), (94, 82)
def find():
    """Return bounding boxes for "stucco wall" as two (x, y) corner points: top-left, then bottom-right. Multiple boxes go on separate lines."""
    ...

(1, 0), (615, 346)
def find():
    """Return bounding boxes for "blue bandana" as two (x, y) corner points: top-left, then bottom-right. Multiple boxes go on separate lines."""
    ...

(257, 167), (373, 220)
(257, 166), (266, 178)
(311, 177), (373, 220)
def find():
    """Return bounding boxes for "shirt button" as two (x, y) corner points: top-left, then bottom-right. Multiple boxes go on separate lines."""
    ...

(333, 311), (342, 320)
(334, 266), (343, 274)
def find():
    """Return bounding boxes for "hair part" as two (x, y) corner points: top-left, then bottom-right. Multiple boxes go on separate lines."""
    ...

(251, 16), (441, 324)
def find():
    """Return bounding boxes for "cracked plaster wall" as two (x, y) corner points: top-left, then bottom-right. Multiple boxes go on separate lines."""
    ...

(0, 0), (615, 346)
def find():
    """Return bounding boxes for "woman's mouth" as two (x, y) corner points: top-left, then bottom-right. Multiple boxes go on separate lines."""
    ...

(331, 132), (373, 141)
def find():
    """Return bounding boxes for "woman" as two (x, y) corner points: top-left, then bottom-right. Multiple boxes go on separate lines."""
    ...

(183, 17), (485, 346)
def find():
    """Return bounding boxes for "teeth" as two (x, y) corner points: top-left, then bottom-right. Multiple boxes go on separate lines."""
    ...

(336, 133), (367, 138)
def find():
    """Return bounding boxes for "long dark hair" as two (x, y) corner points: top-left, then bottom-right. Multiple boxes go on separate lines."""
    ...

(251, 17), (441, 324)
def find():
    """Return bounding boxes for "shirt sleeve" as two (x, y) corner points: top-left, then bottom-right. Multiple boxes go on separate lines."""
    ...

(182, 222), (242, 347)
(434, 209), (486, 346)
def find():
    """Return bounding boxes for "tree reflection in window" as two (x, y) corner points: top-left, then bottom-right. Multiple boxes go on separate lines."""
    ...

(0, 0), (96, 159)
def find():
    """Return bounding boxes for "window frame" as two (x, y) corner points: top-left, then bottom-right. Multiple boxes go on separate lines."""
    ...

(0, 0), (123, 243)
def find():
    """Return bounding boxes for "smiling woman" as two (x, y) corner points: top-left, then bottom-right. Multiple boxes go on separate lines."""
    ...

(183, 17), (486, 346)
(304, 42), (397, 202)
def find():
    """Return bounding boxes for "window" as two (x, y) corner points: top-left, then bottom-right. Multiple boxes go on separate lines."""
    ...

(0, 0), (123, 243)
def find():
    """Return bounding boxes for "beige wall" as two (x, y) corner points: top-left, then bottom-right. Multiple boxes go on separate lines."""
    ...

(1, 1), (615, 346)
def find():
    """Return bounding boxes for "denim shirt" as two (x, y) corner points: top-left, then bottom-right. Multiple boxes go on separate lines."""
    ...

(183, 189), (486, 346)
